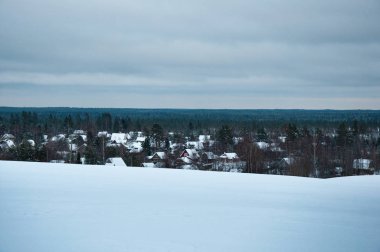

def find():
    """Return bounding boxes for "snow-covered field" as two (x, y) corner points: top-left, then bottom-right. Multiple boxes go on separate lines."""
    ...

(1, 161), (379, 252)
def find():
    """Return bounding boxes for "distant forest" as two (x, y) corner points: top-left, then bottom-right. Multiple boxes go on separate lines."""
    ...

(1, 107), (380, 135)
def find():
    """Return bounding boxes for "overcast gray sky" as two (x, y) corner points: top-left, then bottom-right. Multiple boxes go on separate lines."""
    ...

(0, 0), (379, 109)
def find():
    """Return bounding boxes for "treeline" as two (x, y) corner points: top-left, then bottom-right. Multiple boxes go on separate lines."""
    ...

(1, 108), (380, 139)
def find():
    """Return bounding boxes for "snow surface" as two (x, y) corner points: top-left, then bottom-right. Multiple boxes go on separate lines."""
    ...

(105, 157), (127, 167)
(0, 161), (380, 252)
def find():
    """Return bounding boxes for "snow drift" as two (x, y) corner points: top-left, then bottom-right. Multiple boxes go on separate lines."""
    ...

(0, 161), (379, 252)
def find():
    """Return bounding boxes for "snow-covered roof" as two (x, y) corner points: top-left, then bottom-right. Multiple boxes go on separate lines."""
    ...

(105, 157), (127, 167)
(106, 142), (119, 148)
(27, 140), (35, 147)
(270, 146), (284, 152)
(111, 133), (128, 144)
(153, 152), (167, 160)
(97, 131), (110, 138)
(0, 139), (15, 149)
(282, 157), (295, 165)
(80, 135), (87, 142)
(203, 152), (217, 160)
(233, 137), (243, 144)
(129, 146), (143, 153)
(220, 153), (239, 160)
(51, 134), (66, 142)
(131, 141), (142, 148)
(136, 136), (146, 142)
(353, 159), (372, 170)
(1, 134), (15, 140)
(279, 136), (287, 143)
(181, 149), (200, 160)
(255, 142), (270, 150)
(186, 141), (203, 150)
(73, 130), (86, 135)
(199, 135), (211, 143)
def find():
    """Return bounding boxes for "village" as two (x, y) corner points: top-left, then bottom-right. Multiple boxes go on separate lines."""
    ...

(1, 123), (379, 177)
(0, 130), (245, 172)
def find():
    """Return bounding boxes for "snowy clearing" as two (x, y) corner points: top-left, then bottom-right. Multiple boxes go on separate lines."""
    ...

(1, 161), (380, 252)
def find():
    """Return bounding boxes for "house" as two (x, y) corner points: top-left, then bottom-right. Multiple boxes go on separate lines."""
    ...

(68, 143), (78, 153)
(335, 167), (343, 176)
(265, 157), (294, 175)
(353, 158), (372, 170)
(0, 139), (16, 150)
(51, 134), (66, 142)
(110, 133), (128, 145)
(220, 153), (240, 163)
(199, 135), (211, 143)
(1, 134), (15, 141)
(136, 136), (146, 143)
(353, 159), (374, 174)
(128, 141), (143, 153)
(170, 143), (185, 153)
(201, 152), (217, 163)
(255, 141), (270, 150)
(201, 151), (218, 169)
(150, 152), (168, 162)
(270, 143), (284, 152)
(27, 140), (35, 147)
(282, 157), (295, 166)
(180, 149), (200, 161)
(73, 130), (86, 135)
(177, 149), (200, 168)
(233, 137), (244, 145)
(278, 136), (287, 143)
(98, 131), (111, 138)
(144, 152), (168, 168)
(217, 153), (245, 172)
(186, 141), (203, 150)
(105, 157), (127, 167)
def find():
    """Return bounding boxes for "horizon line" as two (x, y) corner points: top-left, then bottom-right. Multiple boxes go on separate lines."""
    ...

(1, 106), (380, 111)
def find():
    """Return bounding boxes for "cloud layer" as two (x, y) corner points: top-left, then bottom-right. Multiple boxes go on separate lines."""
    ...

(0, 0), (379, 108)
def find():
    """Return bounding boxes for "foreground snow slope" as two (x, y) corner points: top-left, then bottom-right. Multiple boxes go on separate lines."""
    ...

(0, 161), (379, 252)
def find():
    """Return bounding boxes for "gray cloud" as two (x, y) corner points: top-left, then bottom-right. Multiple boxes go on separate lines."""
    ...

(0, 0), (379, 108)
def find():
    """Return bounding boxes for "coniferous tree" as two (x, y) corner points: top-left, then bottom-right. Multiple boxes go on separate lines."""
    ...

(17, 140), (35, 161)
(217, 125), (233, 152)
(151, 124), (163, 151)
(257, 128), (268, 142)
(143, 136), (151, 156)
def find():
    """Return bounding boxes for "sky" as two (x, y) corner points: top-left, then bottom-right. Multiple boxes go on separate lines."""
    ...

(0, 0), (379, 109)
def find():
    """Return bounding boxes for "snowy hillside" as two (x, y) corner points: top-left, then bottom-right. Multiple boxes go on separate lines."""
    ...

(1, 161), (379, 252)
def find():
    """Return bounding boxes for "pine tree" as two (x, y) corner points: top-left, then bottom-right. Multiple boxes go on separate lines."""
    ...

(151, 124), (163, 151)
(217, 125), (233, 152)
(143, 137), (151, 156)
(257, 128), (268, 141)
